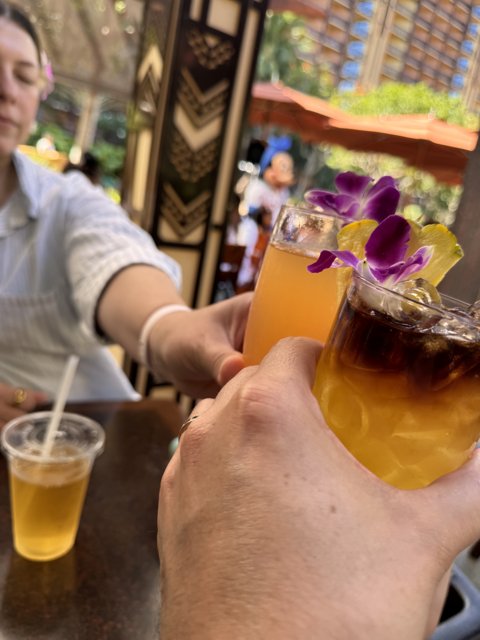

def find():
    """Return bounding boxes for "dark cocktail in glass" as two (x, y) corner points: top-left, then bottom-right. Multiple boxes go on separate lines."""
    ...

(314, 272), (480, 489)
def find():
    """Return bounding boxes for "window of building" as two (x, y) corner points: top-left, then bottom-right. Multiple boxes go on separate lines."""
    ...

(338, 79), (356, 91)
(347, 41), (364, 57)
(341, 60), (360, 78)
(452, 73), (465, 88)
(351, 20), (369, 38)
(357, 1), (373, 17)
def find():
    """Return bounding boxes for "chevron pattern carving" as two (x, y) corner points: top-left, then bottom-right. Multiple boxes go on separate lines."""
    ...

(131, 43), (164, 127)
(162, 183), (212, 237)
(170, 127), (219, 183)
(137, 69), (159, 118)
(178, 69), (229, 127)
(187, 28), (235, 70)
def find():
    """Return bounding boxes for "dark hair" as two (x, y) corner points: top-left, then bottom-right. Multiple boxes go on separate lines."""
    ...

(63, 151), (102, 185)
(0, 2), (42, 63)
(252, 206), (272, 227)
(81, 152), (102, 182)
(230, 193), (241, 208)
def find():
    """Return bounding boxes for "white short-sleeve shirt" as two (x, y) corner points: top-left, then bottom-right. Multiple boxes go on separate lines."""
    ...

(0, 151), (182, 401)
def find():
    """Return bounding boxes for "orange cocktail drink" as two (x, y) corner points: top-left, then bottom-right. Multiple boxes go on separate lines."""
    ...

(243, 205), (342, 365)
(314, 271), (480, 490)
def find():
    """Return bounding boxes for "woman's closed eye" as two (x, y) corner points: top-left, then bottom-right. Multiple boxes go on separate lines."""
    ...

(15, 71), (37, 86)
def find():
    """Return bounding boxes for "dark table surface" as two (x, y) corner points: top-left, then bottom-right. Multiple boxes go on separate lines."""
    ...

(0, 398), (184, 640)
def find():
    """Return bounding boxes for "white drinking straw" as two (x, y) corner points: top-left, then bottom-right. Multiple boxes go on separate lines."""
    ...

(41, 354), (80, 458)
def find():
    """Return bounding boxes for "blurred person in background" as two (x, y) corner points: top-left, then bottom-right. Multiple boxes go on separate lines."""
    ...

(234, 208), (260, 293)
(0, 1), (250, 427)
(249, 205), (272, 277)
(243, 135), (295, 227)
(235, 205), (273, 293)
(63, 150), (102, 186)
(35, 130), (54, 153)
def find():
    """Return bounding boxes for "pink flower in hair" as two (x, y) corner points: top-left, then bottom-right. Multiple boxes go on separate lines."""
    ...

(40, 51), (54, 100)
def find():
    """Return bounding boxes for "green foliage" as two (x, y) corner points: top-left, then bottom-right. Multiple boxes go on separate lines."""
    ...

(28, 123), (125, 185)
(28, 123), (73, 154)
(96, 108), (127, 145)
(30, 83), (127, 184)
(330, 82), (479, 128)
(89, 140), (125, 178)
(256, 12), (333, 98)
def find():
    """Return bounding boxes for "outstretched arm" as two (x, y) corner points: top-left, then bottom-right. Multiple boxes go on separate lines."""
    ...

(96, 264), (251, 398)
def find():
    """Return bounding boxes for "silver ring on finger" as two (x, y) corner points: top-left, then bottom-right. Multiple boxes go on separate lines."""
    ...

(178, 415), (198, 439)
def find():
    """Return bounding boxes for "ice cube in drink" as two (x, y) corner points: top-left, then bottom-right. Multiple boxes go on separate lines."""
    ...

(314, 274), (480, 489)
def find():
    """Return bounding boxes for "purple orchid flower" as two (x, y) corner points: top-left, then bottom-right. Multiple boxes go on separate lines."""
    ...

(305, 171), (400, 223)
(307, 215), (433, 287)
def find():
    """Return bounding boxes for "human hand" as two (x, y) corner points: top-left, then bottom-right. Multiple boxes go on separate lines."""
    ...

(149, 293), (252, 398)
(0, 383), (49, 430)
(158, 337), (480, 640)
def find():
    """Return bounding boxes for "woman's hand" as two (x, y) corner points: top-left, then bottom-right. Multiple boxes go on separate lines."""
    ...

(158, 337), (480, 640)
(149, 292), (252, 398)
(0, 383), (49, 429)
(97, 264), (252, 399)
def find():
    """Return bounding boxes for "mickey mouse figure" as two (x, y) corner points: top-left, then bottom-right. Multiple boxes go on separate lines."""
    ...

(244, 135), (295, 227)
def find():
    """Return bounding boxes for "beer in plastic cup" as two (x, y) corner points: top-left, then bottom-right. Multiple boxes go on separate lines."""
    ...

(1, 411), (105, 561)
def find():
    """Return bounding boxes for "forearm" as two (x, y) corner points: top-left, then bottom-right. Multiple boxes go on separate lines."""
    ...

(160, 582), (428, 640)
(96, 263), (249, 397)
(96, 264), (188, 361)
(159, 508), (429, 640)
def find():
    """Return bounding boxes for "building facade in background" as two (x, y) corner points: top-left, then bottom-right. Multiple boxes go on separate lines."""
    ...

(284, 0), (480, 111)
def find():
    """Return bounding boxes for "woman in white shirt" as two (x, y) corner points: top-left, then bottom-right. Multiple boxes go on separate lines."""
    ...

(0, 2), (250, 426)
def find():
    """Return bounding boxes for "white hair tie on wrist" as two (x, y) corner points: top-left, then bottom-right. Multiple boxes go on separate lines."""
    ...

(138, 304), (192, 368)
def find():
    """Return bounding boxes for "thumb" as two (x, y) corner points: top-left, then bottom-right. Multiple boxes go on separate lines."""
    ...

(217, 352), (245, 387)
(425, 449), (480, 554)
(207, 292), (252, 387)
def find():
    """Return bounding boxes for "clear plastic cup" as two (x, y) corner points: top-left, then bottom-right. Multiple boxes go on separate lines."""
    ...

(1, 411), (105, 561)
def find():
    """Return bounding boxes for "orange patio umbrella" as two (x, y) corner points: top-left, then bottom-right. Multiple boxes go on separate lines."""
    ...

(249, 82), (346, 133)
(248, 82), (478, 185)
(325, 113), (477, 185)
(267, 0), (326, 19)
